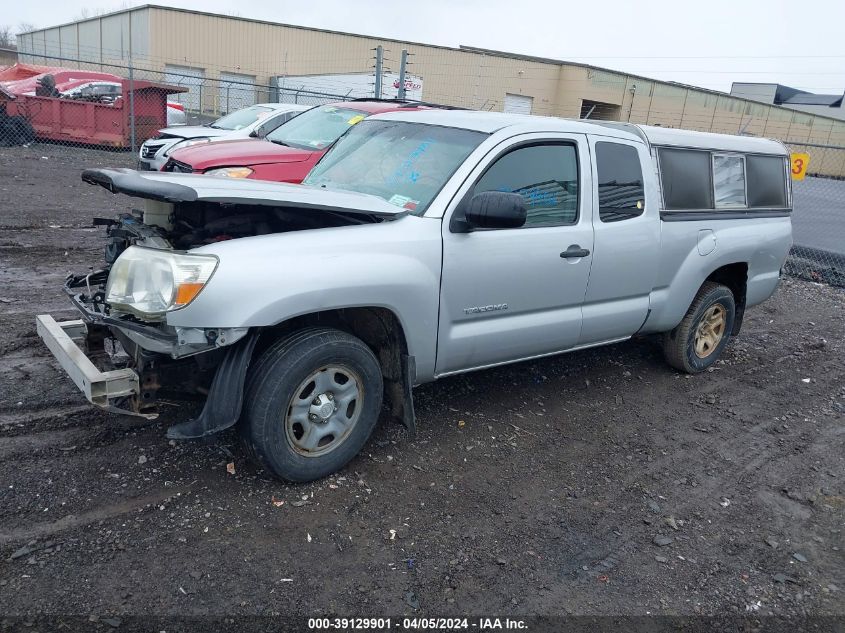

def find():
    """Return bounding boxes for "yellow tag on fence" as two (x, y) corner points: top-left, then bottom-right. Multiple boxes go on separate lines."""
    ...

(790, 153), (810, 180)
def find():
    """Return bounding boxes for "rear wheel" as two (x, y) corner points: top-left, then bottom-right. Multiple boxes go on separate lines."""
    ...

(241, 328), (383, 482)
(663, 282), (735, 373)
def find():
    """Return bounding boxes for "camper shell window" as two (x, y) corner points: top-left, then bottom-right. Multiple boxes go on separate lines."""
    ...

(658, 147), (789, 214)
(712, 154), (747, 208)
(746, 155), (788, 208)
(658, 148), (713, 210)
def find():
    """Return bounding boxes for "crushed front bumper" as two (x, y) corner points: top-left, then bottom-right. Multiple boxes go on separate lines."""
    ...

(35, 314), (155, 418)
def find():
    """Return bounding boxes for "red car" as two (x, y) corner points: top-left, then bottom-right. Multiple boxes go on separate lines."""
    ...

(163, 100), (450, 182)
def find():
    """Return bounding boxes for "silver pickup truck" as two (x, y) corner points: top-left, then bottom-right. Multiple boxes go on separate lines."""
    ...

(37, 110), (793, 482)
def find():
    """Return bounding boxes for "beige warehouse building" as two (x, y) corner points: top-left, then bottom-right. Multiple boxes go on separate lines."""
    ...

(16, 4), (845, 175)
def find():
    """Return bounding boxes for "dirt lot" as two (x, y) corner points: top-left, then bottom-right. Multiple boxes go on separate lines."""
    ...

(0, 144), (843, 625)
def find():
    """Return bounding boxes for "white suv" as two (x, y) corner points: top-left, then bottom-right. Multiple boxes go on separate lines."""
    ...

(139, 103), (309, 170)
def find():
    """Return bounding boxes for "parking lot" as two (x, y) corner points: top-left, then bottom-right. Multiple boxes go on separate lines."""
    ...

(0, 144), (843, 622)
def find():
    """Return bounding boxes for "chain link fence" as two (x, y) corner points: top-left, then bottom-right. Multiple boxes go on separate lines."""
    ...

(159, 66), (358, 123)
(1, 53), (842, 287)
(0, 53), (352, 149)
(785, 145), (845, 287)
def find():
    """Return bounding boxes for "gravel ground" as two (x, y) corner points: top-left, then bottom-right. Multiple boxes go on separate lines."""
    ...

(0, 144), (843, 626)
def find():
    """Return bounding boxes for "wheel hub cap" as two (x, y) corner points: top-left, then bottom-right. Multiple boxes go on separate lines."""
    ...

(285, 365), (363, 457)
(694, 304), (726, 359)
(310, 394), (336, 422)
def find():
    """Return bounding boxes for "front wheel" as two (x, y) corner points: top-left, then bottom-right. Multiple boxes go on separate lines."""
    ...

(663, 282), (736, 373)
(241, 328), (383, 482)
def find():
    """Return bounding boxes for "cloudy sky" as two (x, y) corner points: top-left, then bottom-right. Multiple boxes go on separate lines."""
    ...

(7, 0), (845, 94)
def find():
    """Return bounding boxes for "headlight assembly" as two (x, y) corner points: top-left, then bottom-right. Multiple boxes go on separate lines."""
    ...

(205, 166), (254, 178)
(105, 247), (218, 319)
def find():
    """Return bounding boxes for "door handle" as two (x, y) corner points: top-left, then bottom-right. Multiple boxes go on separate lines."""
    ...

(560, 245), (590, 259)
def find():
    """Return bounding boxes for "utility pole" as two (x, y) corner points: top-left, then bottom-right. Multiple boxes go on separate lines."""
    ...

(374, 45), (383, 99)
(397, 49), (408, 100)
(128, 51), (136, 153)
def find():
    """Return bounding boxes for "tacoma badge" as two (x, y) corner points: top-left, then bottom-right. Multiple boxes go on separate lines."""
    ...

(463, 303), (509, 315)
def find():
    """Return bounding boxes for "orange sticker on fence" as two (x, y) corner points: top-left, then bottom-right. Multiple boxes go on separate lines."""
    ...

(790, 153), (810, 180)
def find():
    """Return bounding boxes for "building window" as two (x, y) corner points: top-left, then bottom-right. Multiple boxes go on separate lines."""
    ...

(595, 142), (645, 222)
(658, 148), (714, 210)
(472, 143), (579, 226)
(712, 154), (747, 208)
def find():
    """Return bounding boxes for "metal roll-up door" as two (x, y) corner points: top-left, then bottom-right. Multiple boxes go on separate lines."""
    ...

(503, 93), (534, 115)
(218, 72), (256, 114)
(164, 64), (205, 112)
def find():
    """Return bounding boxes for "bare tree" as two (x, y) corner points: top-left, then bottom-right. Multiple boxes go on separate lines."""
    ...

(76, 8), (101, 20)
(0, 23), (36, 50)
(0, 25), (15, 49)
(76, 2), (135, 20)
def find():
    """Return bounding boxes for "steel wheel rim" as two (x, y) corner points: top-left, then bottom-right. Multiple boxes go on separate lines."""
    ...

(693, 304), (727, 359)
(284, 364), (364, 458)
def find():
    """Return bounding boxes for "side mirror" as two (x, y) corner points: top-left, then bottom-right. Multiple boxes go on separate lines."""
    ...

(250, 127), (266, 139)
(462, 191), (527, 230)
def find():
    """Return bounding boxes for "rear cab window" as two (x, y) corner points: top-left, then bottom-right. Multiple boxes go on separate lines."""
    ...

(595, 142), (645, 222)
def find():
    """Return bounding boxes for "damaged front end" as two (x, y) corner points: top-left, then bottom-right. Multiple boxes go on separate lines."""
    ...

(36, 265), (252, 426)
(36, 167), (405, 436)
(35, 189), (265, 431)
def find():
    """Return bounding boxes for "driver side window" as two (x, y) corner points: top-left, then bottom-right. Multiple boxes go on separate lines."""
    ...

(471, 143), (579, 227)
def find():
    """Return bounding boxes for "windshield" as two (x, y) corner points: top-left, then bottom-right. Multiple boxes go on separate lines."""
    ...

(265, 106), (367, 150)
(304, 120), (488, 214)
(210, 105), (275, 130)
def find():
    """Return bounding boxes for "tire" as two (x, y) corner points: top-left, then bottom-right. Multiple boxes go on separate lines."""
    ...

(11, 117), (36, 145)
(241, 327), (383, 483)
(663, 281), (736, 374)
(0, 116), (35, 147)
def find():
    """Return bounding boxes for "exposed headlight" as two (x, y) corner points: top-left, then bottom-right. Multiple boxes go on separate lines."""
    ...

(105, 246), (218, 319)
(205, 166), (254, 178)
